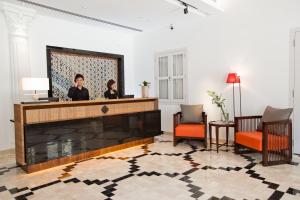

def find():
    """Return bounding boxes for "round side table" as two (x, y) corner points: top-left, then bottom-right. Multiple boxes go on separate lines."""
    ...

(209, 121), (235, 153)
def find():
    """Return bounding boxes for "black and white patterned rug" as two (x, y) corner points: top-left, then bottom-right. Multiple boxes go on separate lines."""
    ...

(0, 134), (299, 200)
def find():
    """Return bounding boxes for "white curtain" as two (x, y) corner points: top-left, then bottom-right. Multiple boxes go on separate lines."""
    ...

(159, 80), (168, 99)
(173, 54), (184, 100)
(159, 56), (168, 77)
(158, 56), (168, 99)
(173, 54), (183, 76)
(173, 79), (183, 99)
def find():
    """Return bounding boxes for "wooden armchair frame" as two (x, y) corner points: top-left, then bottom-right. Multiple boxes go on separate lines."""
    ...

(173, 112), (207, 148)
(235, 115), (292, 166)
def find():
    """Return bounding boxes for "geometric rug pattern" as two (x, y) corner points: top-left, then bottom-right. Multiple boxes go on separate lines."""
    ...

(0, 133), (300, 200)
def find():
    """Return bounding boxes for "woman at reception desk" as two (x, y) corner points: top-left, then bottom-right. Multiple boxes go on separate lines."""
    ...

(104, 79), (118, 99)
(67, 74), (89, 101)
(14, 96), (161, 173)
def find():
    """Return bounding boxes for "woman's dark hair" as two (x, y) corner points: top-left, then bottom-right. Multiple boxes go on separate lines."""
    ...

(107, 79), (116, 90)
(74, 74), (84, 82)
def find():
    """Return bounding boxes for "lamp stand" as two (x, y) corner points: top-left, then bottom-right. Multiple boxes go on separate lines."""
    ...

(239, 82), (242, 116)
(232, 83), (236, 118)
(32, 90), (39, 101)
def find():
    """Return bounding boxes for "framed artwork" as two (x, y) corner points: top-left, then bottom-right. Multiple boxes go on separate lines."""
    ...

(46, 46), (124, 100)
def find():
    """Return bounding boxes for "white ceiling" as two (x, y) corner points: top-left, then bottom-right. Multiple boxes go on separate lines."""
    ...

(19, 0), (223, 32)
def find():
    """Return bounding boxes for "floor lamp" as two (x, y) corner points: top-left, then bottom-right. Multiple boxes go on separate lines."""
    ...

(236, 76), (242, 116)
(226, 73), (242, 118)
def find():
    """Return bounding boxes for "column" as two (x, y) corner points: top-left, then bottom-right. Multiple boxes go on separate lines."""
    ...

(1, 2), (36, 102)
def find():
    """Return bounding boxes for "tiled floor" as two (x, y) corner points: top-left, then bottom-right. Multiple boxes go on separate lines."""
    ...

(0, 133), (300, 200)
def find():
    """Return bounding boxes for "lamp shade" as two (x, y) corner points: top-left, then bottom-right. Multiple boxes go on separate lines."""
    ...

(22, 78), (49, 91)
(226, 73), (240, 83)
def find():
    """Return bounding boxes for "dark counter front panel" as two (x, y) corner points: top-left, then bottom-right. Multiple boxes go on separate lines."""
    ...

(24, 110), (161, 165)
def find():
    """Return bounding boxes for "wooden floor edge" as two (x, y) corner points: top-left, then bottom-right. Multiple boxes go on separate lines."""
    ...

(24, 137), (154, 173)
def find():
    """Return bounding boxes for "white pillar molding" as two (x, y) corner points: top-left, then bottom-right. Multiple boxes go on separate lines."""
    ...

(1, 2), (36, 102)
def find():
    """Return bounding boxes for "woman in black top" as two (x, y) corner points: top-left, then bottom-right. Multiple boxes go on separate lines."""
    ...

(68, 74), (89, 101)
(104, 79), (118, 99)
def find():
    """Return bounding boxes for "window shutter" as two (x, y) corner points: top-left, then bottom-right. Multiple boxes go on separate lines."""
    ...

(156, 50), (186, 103)
(158, 56), (169, 99)
(172, 54), (184, 100)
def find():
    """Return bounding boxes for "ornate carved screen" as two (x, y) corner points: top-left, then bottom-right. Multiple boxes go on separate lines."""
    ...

(47, 46), (124, 100)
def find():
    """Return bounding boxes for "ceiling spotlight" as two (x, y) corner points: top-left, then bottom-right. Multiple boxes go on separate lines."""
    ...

(184, 6), (188, 14)
(182, 2), (188, 14)
(163, 0), (208, 17)
(170, 24), (174, 30)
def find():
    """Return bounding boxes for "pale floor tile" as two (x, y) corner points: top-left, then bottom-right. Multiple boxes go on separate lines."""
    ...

(99, 145), (146, 158)
(27, 182), (107, 200)
(190, 170), (273, 199)
(136, 155), (192, 174)
(70, 158), (131, 181)
(192, 150), (249, 168)
(0, 149), (15, 168)
(113, 176), (193, 200)
(0, 190), (14, 200)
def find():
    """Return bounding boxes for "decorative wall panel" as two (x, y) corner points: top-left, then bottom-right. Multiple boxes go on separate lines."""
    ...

(49, 51), (118, 100)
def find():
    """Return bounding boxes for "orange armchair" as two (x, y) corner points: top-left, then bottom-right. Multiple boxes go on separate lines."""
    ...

(173, 112), (207, 148)
(235, 116), (292, 166)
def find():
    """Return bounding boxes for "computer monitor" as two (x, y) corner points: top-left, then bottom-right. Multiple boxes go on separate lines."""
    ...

(120, 95), (134, 99)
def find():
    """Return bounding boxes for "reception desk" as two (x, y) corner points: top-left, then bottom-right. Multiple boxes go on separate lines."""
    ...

(14, 98), (161, 173)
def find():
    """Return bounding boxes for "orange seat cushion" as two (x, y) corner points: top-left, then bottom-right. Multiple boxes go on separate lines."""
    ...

(236, 131), (289, 152)
(175, 124), (205, 138)
(236, 131), (263, 151)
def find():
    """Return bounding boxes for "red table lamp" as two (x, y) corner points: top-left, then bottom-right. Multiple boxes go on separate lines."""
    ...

(226, 73), (238, 84)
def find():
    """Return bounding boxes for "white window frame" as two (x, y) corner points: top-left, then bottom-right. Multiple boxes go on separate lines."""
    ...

(155, 49), (188, 104)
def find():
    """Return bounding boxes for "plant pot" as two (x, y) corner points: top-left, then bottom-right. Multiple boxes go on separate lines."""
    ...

(141, 86), (149, 98)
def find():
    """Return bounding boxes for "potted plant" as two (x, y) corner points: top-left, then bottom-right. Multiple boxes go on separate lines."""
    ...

(140, 81), (150, 98)
(207, 90), (229, 122)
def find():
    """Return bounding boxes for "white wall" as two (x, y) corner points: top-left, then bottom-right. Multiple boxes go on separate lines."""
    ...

(0, 11), (136, 151)
(134, 0), (300, 134)
(0, 13), (14, 150)
(29, 14), (136, 95)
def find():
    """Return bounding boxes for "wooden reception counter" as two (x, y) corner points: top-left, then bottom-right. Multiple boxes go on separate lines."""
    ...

(14, 98), (161, 173)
